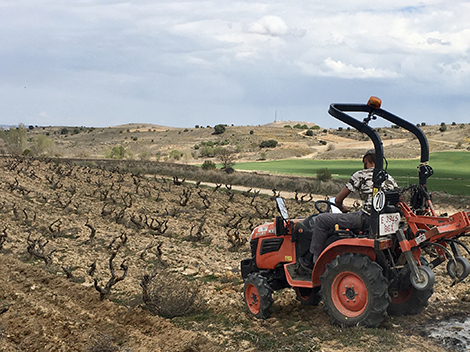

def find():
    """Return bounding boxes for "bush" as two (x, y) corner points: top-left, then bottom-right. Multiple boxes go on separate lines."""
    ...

(223, 166), (235, 174)
(259, 140), (278, 148)
(311, 125), (320, 130)
(169, 149), (182, 160)
(199, 146), (215, 157)
(201, 160), (217, 170)
(305, 130), (314, 136)
(213, 124), (226, 135)
(141, 270), (203, 318)
(316, 168), (332, 182)
(439, 122), (447, 132)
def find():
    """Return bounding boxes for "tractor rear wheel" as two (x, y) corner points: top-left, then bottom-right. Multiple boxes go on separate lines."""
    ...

(295, 287), (321, 306)
(320, 253), (390, 327)
(243, 273), (273, 319)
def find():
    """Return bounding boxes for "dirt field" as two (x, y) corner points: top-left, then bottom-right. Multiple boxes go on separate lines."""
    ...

(0, 150), (470, 350)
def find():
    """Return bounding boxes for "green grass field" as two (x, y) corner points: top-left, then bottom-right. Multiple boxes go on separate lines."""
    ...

(234, 151), (470, 196)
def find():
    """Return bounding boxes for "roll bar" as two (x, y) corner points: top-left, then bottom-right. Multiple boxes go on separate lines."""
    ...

(328, 97), (433, 236)
(328, 98), (431, 187)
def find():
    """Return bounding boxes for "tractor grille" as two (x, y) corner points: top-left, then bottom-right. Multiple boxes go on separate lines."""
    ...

(260, 238), (284, 255)
(250, 239), (259, 258)
(385, 191), (400, 206)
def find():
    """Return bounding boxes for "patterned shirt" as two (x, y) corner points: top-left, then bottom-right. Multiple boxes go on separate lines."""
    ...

(345, 168), (398, 215)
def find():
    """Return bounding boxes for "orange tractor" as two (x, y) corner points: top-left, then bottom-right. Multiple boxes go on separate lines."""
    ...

(241, 97), (470, 327)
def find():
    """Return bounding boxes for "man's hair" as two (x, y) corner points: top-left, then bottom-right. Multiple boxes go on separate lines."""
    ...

(363, 153), (375, 164)
(363, 149), (376, 165)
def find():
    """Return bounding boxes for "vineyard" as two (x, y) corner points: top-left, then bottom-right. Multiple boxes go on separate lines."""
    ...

(0, 155), (469, 352)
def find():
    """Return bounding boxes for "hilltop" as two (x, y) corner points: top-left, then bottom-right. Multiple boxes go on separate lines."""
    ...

(23, 121), (469, 163)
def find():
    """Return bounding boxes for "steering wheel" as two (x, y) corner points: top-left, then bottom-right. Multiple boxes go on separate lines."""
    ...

(314, 200), (338, 213)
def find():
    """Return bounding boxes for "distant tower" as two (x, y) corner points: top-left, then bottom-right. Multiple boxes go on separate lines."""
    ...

(274, 110), (277, 122)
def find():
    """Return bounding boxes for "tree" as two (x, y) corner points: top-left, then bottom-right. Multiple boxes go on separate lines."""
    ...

(213, 124), (226, 135)
(439, 122), (447, 132)
(0, 124), (28, 155)
(215, 146), (236, 168)
(31, 134), (54, 156)
(109, 145), (126, 159)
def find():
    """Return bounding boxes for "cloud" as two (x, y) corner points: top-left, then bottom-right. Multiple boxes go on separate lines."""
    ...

(0, 1), (470, 128)
(246, 15), (306, 37)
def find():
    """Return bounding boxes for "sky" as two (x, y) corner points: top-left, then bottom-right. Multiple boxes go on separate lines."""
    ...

(1, 0), (469, 129)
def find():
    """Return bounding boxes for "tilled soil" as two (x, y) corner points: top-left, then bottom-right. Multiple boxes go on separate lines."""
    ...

(0, 156), (469, 352)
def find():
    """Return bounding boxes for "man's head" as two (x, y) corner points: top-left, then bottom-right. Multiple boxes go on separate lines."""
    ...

(363, 149), (375, 168)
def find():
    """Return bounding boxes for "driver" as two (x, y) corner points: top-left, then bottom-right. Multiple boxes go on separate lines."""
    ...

(298, 149), (398, 274)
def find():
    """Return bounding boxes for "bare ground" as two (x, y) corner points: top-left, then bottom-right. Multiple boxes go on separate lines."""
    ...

(0, 155), (470, 352)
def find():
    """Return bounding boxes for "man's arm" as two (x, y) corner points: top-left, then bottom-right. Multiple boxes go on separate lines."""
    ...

(335, 186), (351, 213)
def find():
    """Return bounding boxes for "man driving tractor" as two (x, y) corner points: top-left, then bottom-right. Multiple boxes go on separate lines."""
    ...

(298, 149), (398, 274)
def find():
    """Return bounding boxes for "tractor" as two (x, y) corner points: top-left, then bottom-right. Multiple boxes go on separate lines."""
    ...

(241, 97), (470, 327)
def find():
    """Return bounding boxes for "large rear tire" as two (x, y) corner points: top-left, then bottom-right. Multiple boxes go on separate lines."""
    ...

(243, 273), (273, 319)
(320, 253), (390, 327)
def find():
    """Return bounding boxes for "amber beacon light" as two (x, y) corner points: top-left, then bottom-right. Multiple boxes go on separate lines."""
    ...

(367, 96), (382, 109)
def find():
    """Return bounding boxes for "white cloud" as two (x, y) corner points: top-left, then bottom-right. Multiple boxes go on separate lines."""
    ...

(246, 15), (306, 37)
(0, 0), (470, 128)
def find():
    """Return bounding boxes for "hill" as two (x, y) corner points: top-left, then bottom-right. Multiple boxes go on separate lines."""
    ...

(23, 121), (470, 163)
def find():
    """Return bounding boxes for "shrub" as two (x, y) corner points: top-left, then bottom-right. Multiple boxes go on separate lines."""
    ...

(141, 270), (203, 318)
(199, 146), (215, 157)
(201, 160), (217, 170)
(260, 140), (278, 148)
(249, 130), (254, 135)
(109, 146), (126, 159)
(439, 122), (447, 132)
(284, 125), (292, 129)
(213, 124), (226, 135)
(169, 149), (182, 160)
(305, 130), (314, 136)
(316, 168), (332, 182)
(311, 125), (320, 130)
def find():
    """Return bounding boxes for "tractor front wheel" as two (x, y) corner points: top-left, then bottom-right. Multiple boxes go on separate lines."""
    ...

(243, 273), (273, 319)
(320, 253), (390, 327)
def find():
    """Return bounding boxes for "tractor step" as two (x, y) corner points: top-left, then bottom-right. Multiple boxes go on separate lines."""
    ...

(286, 262), (312, 282)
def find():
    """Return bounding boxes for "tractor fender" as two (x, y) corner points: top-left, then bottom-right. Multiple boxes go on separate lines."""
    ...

(312, 238), (377, 286)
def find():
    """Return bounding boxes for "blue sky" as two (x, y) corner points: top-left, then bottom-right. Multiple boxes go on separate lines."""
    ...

(1, 0), (469, 128)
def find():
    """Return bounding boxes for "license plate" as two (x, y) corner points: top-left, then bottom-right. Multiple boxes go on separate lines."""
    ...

(379, 212), (400, 236)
